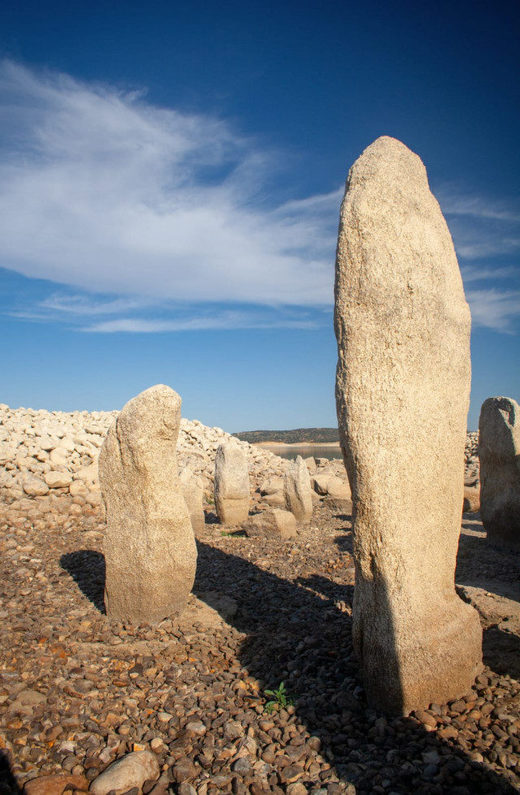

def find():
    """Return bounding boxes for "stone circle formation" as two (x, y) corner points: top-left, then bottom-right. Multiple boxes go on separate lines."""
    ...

(1, 135), (519, 794)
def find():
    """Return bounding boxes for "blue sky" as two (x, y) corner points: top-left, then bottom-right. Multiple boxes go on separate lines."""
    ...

(0, 0), (518, 431)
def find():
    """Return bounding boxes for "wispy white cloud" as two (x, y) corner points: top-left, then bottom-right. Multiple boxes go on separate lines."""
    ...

(39, 294), (151, 315)
(438, 187), (520, 223)
(437, 185), (520, 261)
(83, 312), (319, 333)
(7, 290), (321, 332)
(466, 289), (520, 333)
(0, 61), (519, 336)
(460, 265), (518, 283)
(0, 60), (339, 306)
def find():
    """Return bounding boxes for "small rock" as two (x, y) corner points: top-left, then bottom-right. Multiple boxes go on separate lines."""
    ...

(45, 471), (73, 489)
(24, 775), (89, 795)
(232, 757), (251, 776)
(22, 476), (49, 496)
(171, 758), (198, 784)
(89, 750), (159, 795)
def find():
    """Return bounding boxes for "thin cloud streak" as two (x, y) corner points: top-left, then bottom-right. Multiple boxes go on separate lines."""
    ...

(466, 289), (520, 334)
(83, 314), (319, 333)
(461, 265), (518, 283)
(39, 294), (153, 315)
(438, 185), (520, 262)
(438, 188), (520, 222)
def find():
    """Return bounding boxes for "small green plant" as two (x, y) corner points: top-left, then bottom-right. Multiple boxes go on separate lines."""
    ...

(264, 681), (294, 713)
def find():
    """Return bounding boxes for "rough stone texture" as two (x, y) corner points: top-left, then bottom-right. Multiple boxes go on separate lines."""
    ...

(304, 456), (317, 474)
(284, 456), (313, 523)
(89, 750), (159, 795)
(179, 467), (205, 534)
(214, 443), (250, 525)
(334, 135), (482, 714)
(243, 508), (297, 539)
(259, 476), (284, 496)
(479, 396), (520, 550)
(24, 775), (89, 795)
(98, 385), (197, 624)
(463, 486), (480, 513)
(312, 474), (351, 501)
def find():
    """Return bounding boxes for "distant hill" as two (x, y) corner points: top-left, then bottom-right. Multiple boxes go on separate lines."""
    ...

(233, 428), (340, 444)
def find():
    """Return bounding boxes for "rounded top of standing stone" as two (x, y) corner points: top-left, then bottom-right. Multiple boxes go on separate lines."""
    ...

(347, 136), (428, 193)
(479, 396), (519, 456)
(117, 384), (182, 441)
(122, 384), (181, 411)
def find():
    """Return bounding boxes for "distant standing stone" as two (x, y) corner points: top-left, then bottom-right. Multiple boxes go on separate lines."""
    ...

(479, 396), (520, 550)
(180, 467), (205, 534)
(284, 455), (313, 522)
(99, 385), (197, 623)
(214, 443), (250, 525)
(334, 136), (482, 714)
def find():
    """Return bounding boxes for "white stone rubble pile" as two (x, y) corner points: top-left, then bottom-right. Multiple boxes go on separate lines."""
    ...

(0, 403), (285, 506)
(0, 402), (480, 513)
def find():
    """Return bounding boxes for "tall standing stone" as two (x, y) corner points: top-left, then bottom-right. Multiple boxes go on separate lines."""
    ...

(99, 385), (197, 624)
(214, 443), (250, 525)
(284, 455), (313, 522)
(334, 136), (482, 714)
(479, 396), (520, 550)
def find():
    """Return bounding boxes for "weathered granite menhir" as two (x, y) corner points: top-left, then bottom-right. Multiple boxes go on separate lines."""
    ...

(99, 384), (197, 624)
(284, 455), (313, 522)
(479, 395), (520, 550)
(334, 136), (482, 714)
(214, 442), (250, 525)
(180, 467), (205, 534)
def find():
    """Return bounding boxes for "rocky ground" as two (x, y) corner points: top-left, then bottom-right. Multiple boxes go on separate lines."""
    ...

(1, 407), (519, 794)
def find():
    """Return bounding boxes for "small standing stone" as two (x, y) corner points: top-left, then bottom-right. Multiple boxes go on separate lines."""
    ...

(284, 456), (313, 522)
(99, 385), (197, 624)
(479, 396), (520, 550)
(334, 136), (482, 714)
(214, 443), (250, 525)
(179, 467), (205, 534)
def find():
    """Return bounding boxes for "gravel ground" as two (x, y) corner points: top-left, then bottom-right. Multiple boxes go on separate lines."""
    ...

(1, 497), (519, 794)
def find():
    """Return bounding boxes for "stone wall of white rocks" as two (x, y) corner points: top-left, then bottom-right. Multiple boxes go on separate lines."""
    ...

(0, 402), (480, 510)
(0, 403), (286, 506)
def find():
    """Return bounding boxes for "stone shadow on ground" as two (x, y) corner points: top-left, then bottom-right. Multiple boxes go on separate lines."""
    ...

(483, 626), (520, 680)
(333, 529), (354, 554)
(456, 530), (520, 603)
(195, 540), (517, 794)
(60, 550), (106, 613)
(0, 751), (22, 795)
(294, 573), (354, 608)
(57, 540), (517, 792)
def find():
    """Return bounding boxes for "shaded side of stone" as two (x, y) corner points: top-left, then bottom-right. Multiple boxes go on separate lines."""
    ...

(479, 396), (520, 550)
(180, 467), (205, 534)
